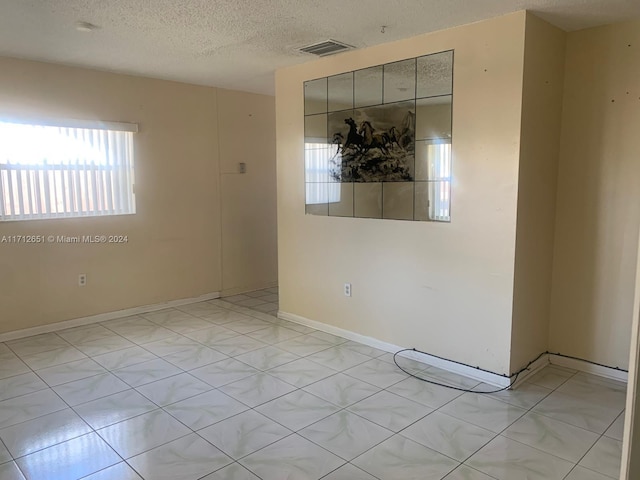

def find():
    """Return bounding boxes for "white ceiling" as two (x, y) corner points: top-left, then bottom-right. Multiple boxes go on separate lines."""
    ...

(0, 0), (638, 95)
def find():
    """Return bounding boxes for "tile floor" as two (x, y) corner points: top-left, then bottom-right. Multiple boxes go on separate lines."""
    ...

(0, 287), (627, 480)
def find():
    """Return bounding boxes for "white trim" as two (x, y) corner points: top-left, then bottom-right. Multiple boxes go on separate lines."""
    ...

(220, 282), (278, 298)
(549, 354), (628, 383)
(278, 310), (512, 388)
(277, 310), (629, 388)
(0, 292), (220, 342)
(510, 354), (550, 388)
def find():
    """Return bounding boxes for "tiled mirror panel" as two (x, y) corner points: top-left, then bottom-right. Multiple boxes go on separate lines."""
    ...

(304, 50), (453, 222)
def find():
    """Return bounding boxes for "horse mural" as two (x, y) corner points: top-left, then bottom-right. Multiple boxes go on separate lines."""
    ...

(328, 105), (415, 183)
(359, 121), (390, 155)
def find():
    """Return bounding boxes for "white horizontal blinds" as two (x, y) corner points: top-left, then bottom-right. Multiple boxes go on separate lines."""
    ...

(0, 120), (136, 221)
(428, 142), (452, 221)
(304, 143), (340, 204)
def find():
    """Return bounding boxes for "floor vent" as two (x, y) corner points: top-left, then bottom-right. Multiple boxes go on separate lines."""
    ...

(299, 39), (354, 57)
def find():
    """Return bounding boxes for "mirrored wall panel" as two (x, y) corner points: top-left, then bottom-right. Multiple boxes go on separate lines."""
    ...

(304, 50), (453, 222)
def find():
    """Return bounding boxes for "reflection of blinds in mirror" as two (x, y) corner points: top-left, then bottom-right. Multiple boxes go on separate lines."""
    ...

(428, 142), (451, 221)
(305, 144), (340, 204)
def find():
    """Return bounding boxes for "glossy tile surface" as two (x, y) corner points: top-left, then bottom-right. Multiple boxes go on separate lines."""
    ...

(401, 411), (495, 462)
(0, 462), (26, 480)
(219, 373), (296, 407)
(15, 432), (120, 480)
(0, 291), (628, 480)
(0, 408), (91, 457)
(82, 462), (143, 480)
(136, 372), (212, 406)
(347, 390), (430, 432)
(52, 372), (129, 406)
(127, 434), (232, 480)
(97, 409), (190, 458)
(466, 435), (574, 480)
(0, 372), (47, 401)
(74, 389), (158, 429)
(579, 435), (623, 479)
(502, 411), (599, 462)
(199, 410), (291, 459)
(299, 410), (393, 460)
(36, 359), (107, 387)
(0, 389), (67, 429)
(439, 392), (527, 433)
(240, 434), (344, 480)
(164, 390), (248, 430)
(352, 434), (458, 479)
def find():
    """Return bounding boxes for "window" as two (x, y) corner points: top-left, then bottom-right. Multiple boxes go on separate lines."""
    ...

(304, 142), (341, 205)
(426, 141), (451, 221)
(0, 118), (137, 221)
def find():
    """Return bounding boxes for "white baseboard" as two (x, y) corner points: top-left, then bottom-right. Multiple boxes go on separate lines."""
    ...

(0, 292), (220, 343)
(549, 354), (628, 383)
(510, 354), (550, 388)
(221, 282), (278, 298)
(278, 310), (513, 388)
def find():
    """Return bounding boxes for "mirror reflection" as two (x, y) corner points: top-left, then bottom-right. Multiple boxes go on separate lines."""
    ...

(304, 50), (453, 222)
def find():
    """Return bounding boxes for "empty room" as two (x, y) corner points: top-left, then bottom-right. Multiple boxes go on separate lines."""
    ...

(1, 1), (639, 480)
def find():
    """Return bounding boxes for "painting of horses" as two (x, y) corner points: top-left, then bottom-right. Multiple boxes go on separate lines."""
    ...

(328, 101), (415, 182)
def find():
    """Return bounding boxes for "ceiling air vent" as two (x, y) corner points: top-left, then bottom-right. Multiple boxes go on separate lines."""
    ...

(299, 39), (354, 57)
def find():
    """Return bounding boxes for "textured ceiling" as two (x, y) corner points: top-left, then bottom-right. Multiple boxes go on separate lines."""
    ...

(0, 0), (638, 95)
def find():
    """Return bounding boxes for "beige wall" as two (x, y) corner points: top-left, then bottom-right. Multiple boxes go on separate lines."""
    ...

(276, 12), (527, 374)
(549, 20), (640, 369)
(217, 89), (278, 295)
(0, 57), (277, 335)
(510, 14), (566, 370)
(621, 236), (640, 478)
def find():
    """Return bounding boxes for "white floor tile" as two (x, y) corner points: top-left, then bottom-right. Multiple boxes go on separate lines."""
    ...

(19, 346), (87, 370)
(321, 463), (378, 480)
(0, 409), (91, 458)
(36, 359), (106, 387)
(401, 411), (495, 462)
(52, 373), (129, 406)
(266, 358), (334, 387)
(127, 433), (232, 480)
(112, 358), (183, 387)
(0, 372), (48, 401)
(136, 372), (212, 406)
(234, 346), (299, 370)
(16, 432), (120, 480)
(255, 390), (340, 431)
(579, 435), (623, 479)
(190, 358), (259, 387)
(439, 393), (527, 433)
(299, 410), (393, 460)
(200, 463), (260, 479)
(219, 373), (296, 407)
(74, 389), (158, 429)
(502, 411), (599, 462)
(466, 435), (574, 480)
(97, 409), (190, 458)
(352, 434), (458, 480)
(81, 462), (143, 480)
(240, 434), (344, 480)
(0, 462), (26, 480)
(91, 346), (158, 371)
(0, 389), (67, 429)
(347, 391), (430, 432)
(164, 390), (248, 430)
(199, 410), (291, 459)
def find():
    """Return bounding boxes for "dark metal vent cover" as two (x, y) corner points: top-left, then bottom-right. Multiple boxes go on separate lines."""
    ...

(299, 39), (354, 56)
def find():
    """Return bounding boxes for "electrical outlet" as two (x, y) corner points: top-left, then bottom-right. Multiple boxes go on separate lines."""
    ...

(78, 274), (87, 287)
(344, 283), (351, 297)
(238, 162), (246, 174)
